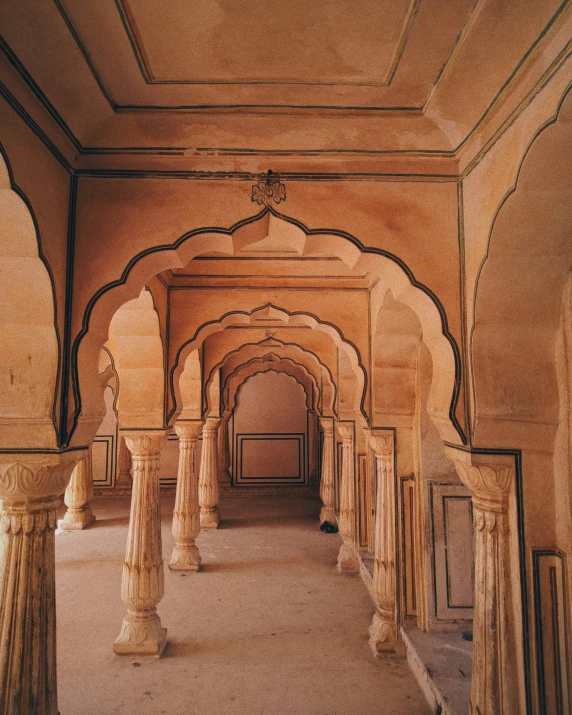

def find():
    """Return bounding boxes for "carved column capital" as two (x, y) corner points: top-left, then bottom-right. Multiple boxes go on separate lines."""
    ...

(121, 430), (169, 457)
(174, 421), (203, 441)
(336, 421), (354, 442)
(319, 416), (334, 435)
(203, 417), (221, 433)
(369, 430), (394, 458)
(445, 447), (514, 510)
(0, 450), (85, 508)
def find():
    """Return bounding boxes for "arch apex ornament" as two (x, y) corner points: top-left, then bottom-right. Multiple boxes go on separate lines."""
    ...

(251, 170), (287, 206)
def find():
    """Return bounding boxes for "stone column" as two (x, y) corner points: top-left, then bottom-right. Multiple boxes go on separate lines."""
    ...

(369, 430), (398, 654)
(199, 417), (222, 529)
(336, 421), (359, 572)
(0, 451), (82, 715)
(446, 448), (519, 715)
(217, 414), (232, 487)
(114, 430), (169, 657)
(61, 446), (96, 530)
(319, 417), (336, 524)
(170, 421), (203, 571)
(115, 436), (132, 489)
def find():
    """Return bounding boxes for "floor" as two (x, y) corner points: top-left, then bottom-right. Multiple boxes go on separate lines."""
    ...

(56, 495), (431, 715)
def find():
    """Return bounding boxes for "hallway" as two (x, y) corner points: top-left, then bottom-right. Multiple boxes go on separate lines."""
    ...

(56, 496), (430, 715)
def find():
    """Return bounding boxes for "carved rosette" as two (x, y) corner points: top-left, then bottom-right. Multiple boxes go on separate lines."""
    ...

(0, 451), (84, 715)
(61, 448), (96, 530)
(114, 431), (169, 656)
(336, 422), (359, 573)
(115, 436), (132, 489)
(368, 431), (398, 654)
(446, 447), (519, 715)
(198, 417), (222, 529)
(170, 421), (203, 571)
(217, 415), (232, 487)
(319, 417), (336, 525)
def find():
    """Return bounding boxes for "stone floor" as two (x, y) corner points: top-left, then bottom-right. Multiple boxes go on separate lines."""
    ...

(56, 495), (431, 715)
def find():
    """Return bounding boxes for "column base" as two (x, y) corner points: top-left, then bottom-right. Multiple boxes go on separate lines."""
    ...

(337, 542), (359, 573)
(217, 470), (232, 487)
(169, 544), (201, 571)
(319, 506), (337, 525)
(113, 610), (167, 657)
(115, 474), (132, 490)
(369, 610), (397, 655)
(200, 507), (220, 529)
(60, 506), (96, 530)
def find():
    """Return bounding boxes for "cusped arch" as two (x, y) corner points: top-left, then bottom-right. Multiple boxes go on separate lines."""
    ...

(223, 354), (318, 413)
(170, 304), (363, 421)
(72, 208), (462, 445)
(0, 144), (60, 449)
(471, 86), (572, 447)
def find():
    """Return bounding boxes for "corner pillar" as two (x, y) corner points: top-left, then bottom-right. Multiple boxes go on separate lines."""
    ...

(319, 417), (336, 524)
(217, 414), (232, 487)
(446, 448), (520, 715)
(368, 430), (398, 654)
(336, 421), (359, 572)
(170, 421), (203, 571)
(0, 451), (83, 715)
(113, 430), (169, 657)
(61, 446), (96, 530)
(115, 436), (132, 490)
(199, 417), (222, 528)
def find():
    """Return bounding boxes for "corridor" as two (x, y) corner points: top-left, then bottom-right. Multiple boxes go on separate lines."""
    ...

(56, 496), (430, 715)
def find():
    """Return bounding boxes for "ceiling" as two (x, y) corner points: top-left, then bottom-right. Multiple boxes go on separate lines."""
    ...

(1, 0), (570, 161)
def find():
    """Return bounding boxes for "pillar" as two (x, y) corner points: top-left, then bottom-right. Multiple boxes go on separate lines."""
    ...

(369, 430), (398, 654)
(0, 451), (82, 715)
(169, 421), (203, 571)
(115, 436), (132, 489)
(199, 417), (222, 528)
(336, 421), (359, 572)
(319, 417), (336, 524)
(61, 446), (96, 530)
(217, 414), (231, 487)
(446, 448), (520, 715)
(114, 430), (169, 657)
(308, 410), (319, 487)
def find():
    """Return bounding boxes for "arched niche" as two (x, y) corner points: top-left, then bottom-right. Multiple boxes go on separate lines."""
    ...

(471, 94), (572, 450)
(71, 210), (461, 446)
(0, 145), (59, 449)
(232, 371), (310, 487)
(105, 288), (165, 429)
(223, 354), (317, 413)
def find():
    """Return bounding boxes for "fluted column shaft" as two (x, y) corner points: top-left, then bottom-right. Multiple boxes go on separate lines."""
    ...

(319, 417), (336, 524)
(115, 436), (132, 489)
(114, 431), (169, 656)
(199, 417), (222, 528)
(0, 452), (82, 715)
(61, 446), (96, 530)
(336, 421), (359, 572)
(170, 421), (203, 571)
(369, 431), (398, 654)
(217, 415), (231, 487)
(447, 448), (519, 715)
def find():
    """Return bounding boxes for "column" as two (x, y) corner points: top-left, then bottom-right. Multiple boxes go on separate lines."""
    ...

(217, 414), (231, 487)
(114, 430), (169, 657)
(115, 436), (132, 490)
(319, 417), (336, 524)
(0, 451), (82, 715)
(336, 421), (359, 572)
(169, 421), (203, 571)
(61, 446), (96, 530)
(199, 417), (222, 529)
(308, 410), (319, 487)
(369, 431), (398, 654)
(446, 448), (519, 715)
